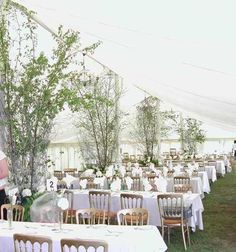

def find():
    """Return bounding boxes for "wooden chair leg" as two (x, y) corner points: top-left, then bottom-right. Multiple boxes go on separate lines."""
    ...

(181, 225), (187, 250)
(186, 224), (191, 246)
(168, 227), (170, 245)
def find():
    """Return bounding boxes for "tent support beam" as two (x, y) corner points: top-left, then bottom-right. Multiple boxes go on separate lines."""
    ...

(9, 0), (119, 76)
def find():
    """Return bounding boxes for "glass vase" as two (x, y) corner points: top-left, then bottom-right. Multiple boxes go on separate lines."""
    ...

(7, 207), (13, 229)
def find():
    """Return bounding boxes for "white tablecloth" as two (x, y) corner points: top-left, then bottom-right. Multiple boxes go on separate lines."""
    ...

(204, 166), (217, 182)
(0, 221), (167, 252)
(216, 160), (226, 176)
(198, 171), (210, 194)
(73, 190), (204, 232)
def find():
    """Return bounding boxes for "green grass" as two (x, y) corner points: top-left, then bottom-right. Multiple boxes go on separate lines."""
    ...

(166, 165), (236, 252)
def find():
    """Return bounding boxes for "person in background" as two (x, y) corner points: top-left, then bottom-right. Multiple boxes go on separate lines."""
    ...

(0, 150), (9, 215)
(232, 140), (236, 160)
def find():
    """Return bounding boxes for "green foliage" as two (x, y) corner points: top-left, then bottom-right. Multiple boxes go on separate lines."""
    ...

(177, 117), (206, 155)
(68, 70), (123, 171)
(0, 1), (96, 190)
(132, 96), (177, 159)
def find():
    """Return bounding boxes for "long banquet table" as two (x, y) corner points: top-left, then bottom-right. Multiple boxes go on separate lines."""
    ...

(72, 189), (204, 232)
(0, 220), (167, 252)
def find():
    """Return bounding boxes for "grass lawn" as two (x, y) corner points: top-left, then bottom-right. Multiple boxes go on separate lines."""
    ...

(166, 165), (236, 252)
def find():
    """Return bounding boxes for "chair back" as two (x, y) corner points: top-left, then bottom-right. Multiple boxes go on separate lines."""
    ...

(117, 208), (149, 225)
(89, 191), (113, 224)
(76, 208), (105, 225)
(64, 168), (77, 177)
(157, 194), (184, 222)
(13, 233), (52, 252)
(174, 176), (190, 185)
(53, 170), (63, 180)
(120, 193), (143, 209)
(174, 184), (192, 193)
(61, 238), (108, 252)
(207, 161), (217, 168)
(127, 176), (141, 191)
(1, 204), (24, 221)
(89, 191), (111, 211)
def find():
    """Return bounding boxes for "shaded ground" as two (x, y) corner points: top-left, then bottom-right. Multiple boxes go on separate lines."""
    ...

(166, 164), (236, 252)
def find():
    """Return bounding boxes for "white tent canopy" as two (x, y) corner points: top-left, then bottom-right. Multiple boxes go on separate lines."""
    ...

(13, 0), (236, 132)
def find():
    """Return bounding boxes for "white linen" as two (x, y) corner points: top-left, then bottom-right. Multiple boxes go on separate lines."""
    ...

(154, 177), (167, 193)
(0, 221), (167, 252)
(79, 179), (87, 189)
(62, 173), (77, 188)
(125, 177), (133, 190)
(198, 171), (210, 194)
(204, 166), (217, 182)
(110, 178), (121, 192)
(216, 160), (226, 176)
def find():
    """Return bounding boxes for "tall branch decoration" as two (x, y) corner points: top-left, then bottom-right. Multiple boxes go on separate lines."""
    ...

(131, 96), (176, 162)
(177, 117), (206, 156)
(69, 69), (123, 171)
(0, 1), (97, 190)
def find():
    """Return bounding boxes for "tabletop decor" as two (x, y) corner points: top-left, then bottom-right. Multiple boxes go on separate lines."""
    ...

(57, 196), (69, 230)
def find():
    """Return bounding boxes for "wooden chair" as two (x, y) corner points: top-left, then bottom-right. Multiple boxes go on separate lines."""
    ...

(63, 190), (76, 224)
(76, 208), (106, 225)
(64, 168), (76, 177)
(53, 170), (63, 180)
(174, 176), (190, 185)
(1, 204), (24, 221)
(157, 194), (191, 250)
(88, 190), (116, 225)
(120, 193), (143, 209)
(13, 233), (52, 252)
(61, 238), (108, 252)
(79, 177), (100, 189)
(124, 176), (141, 191)
(174, 184), (192, 193)
(117, 208), (149, 226)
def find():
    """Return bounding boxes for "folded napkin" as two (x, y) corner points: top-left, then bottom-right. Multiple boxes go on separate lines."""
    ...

(125, 176), (133, 190)
(119, 166), (126, 177)
(154, 177), (167, 193)
(143, 178), (152, 191)
(132, 167), (142, 177)
(162, 166), (168, 177)
(82, 169), (94, 176)
(110, 178), (121, 191)
(149, 163), (155, 170)
(134, 162), (139, 168)
(79, 179), (88, 189)
(106, 169), (113, 178)
(63, 173), (77, 188)
(94, 177), (105, 187)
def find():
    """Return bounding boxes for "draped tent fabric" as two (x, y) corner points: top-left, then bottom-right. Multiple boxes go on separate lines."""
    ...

(13, 0), (236, 131)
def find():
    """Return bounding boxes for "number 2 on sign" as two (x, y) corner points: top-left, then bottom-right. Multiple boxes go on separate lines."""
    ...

(47, 178), (57, 191)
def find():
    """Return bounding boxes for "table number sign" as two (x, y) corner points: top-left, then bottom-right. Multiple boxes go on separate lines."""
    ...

(46, 177), (57, 191)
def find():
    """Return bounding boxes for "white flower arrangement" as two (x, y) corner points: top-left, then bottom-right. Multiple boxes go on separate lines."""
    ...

(21, 188), (32, 198)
